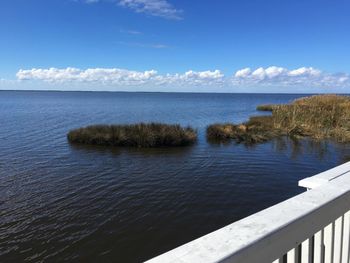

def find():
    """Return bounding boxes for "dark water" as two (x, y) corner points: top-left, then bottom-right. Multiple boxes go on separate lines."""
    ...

(1, 91), (350, 262)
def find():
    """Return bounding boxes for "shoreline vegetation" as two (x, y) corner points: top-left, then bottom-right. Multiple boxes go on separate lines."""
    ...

(67, 123), (197, 148)
(68, 95), (350, 148)
(207, 95), (350, 144)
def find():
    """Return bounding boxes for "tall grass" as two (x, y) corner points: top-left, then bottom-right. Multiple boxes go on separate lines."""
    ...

(207, 95), (350, 143)
(273, 95), (350, 141)
(207, 116), (280, 144)
(256, 104), (276, 111)
(67, 123), (197, 147)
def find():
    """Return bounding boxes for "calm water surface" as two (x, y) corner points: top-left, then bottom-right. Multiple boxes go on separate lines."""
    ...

(1, 91), (350, 262)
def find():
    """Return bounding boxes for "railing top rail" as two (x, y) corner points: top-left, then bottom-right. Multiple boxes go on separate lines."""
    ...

(146, 162), (350, 263)
(299, 161), (350, 189)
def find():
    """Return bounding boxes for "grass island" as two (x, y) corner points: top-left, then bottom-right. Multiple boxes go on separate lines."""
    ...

(207, 95), (350, 144)
(67, 123), (197, 148)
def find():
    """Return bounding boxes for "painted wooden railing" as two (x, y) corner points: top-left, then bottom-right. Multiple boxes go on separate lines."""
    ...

(146, 161), (350, 263)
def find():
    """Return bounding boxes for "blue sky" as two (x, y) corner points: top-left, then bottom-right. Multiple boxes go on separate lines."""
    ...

(1, 0), (350, 92)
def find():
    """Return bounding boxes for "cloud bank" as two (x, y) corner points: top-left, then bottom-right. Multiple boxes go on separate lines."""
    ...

(16, 68), (223, 86)
(15, 66), (350, 91)
(232, 66), (349, 88)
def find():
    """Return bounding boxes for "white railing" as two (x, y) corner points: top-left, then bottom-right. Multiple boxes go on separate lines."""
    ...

(146, 161), (350, 263)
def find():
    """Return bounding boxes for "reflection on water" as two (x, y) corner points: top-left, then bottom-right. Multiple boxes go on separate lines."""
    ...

(271, 137), (334, 161)
(343, 155), (350, 163)
(1, 91), (350, 262)
(69, 143), (195, 157)
(71, 135), (347, 162)
(210, 135), (349, 167)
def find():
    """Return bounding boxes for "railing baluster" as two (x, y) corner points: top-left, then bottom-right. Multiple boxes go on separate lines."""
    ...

(334, 216), (344, 263)
(301, 238), (312, 263)
(341, 211), (350, 263)
(287, 247), (298, 263)
(324, 222), (335, 263)
(314, 230), (325, 263)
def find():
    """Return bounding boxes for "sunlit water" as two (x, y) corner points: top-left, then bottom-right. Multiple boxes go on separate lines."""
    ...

(1, 91), (349, 262)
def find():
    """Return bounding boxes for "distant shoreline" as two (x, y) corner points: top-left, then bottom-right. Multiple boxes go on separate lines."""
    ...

(1, 89), (347, 95)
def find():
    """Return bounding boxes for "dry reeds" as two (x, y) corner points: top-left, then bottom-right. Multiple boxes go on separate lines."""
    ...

(67, 123), (197, 147)
(207, 95), (350, 144)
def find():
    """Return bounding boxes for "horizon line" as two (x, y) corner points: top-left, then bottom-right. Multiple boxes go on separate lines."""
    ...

(1, 89), (349, 95)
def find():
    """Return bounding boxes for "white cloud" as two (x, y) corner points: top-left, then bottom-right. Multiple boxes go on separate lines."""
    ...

(16, 68), (158, 85)
(16, 68), (223, 86)
(235, 68), (251, 78)
(251, 67), (266, 80)
(184, 70), (223, 80)
(288, 67), (321, 77)
(12, 66), (350, 92)
(232, 66), (350, 88)
(16, 68), (157, 84)
(247, 66), (287, 80)
(265, 66), (287, 78)
(84, 0), (183, 19)
(118, 0), (183, 20)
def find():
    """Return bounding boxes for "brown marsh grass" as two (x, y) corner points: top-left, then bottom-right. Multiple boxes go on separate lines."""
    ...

(208, 95), (350, 144)
(68, 123), (197, 147)
(207, 116), (280, 144)
(256, 104), (277, 111)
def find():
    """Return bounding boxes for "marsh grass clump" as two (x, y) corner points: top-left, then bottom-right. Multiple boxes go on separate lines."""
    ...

(67, 123), (197, 148)
(273, 95), (350, 141)
(256, 104), (277, 112)
(207, 116), (281, 144)
(207, 95), (350, 144)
